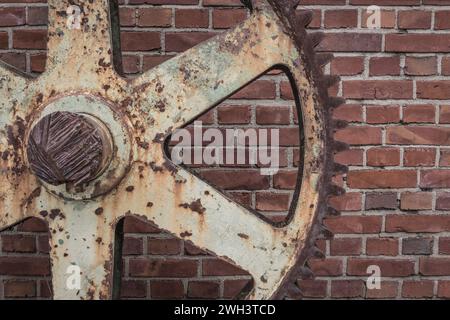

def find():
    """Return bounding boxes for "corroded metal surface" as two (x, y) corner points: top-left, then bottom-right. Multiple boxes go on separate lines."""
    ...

(0, 0), (344, 300)
(27, 111), (112, 186)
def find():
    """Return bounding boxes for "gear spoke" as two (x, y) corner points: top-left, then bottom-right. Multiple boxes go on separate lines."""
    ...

(33, 196), (119, 300)
(109, 149), (305, 299)
(42, 0), (121, 92)
(131, 9), (299, 139)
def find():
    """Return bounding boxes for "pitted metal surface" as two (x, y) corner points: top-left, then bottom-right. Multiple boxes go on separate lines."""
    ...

(0, 0), (344, 300)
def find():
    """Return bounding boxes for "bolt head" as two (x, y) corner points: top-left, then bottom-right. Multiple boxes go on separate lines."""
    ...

(27, 111), (112, 186)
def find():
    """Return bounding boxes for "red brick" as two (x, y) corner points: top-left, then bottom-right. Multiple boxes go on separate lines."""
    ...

(0, 52), (26, 71)
(387, 127), (450, 145)
(400, 192), (433, 210)
(417, 81), (450, 99)
(129, 259), (198, 278)
(334, 149), (364, 166)
(361, 9), (395, 28)
(13, 29), (46, 49)
(367, 148), (400, 167)
(0, 32), (7, 49)
(255, 106), (290, 125)
(369, 56), (400, 76)
(30, 53), (46, 73)
(232, 80), (276, 100)
(324, 216), (382, 234)
(297, 280), (327, 298)
(1, 234), (36, 253)
(420, 258), (450, 276)
(331, 280), (365, 298)
(223, 279), (252, 299)
(347, 170), (417, 189)
(386, 34), (450, 53)
(16, 218), (47, 232)
(120, 32), (160, 51)
(365, 192), (398, 210)
(403, 104), (435, 123)
(343, 81), (413, 99)
(437, 281), (450, 298)
(255, 192), (290, 212)
(404, 148), (435, 167)
(437, 192), (450, 210)
(402, 237), (433, 255)
(329, 192), (362, 211)
(123, 237), (143, 255)
(308, 258), (343, 276)
(402, 280), (434, 298)
(4, 280), (36, 298)
(335, 127), (382, 145)
(213, 8), (247, 29)
(333, 104), (363, 122)
(165, 32), (214, 52)
(147, 238), (181, 255)
(273, 170), (297, 190)
(440, 105), (450, 123)
(347, 258), (415, 277)
(405, 57), (437, 76)
(27, 6), (47, 26)
(151, 280), (184, 299)
(435, 11), (450, 30)
(439, 237), (450, 254)
(199, 170), (269, 190)
(175, 9), (208, 28)
(330, 238), (362, 256)
(0, 257), (50, 276)
(366, 238), (399, 256)
(324, 10), (358, 29)
(188, 281), (219, 299)
(137, 9), (172, 27)
(119, 7), (135, 27)
(203, 0), (243, 5)
(0, 7), (25, 26)
(366, 281), (398, 299)
(421, 170), (450, 188)
(202, 259), (249, 276)
(317, 33), (382, 52)
(123, 216), (159, 233)
(386, 215), (450, 233)
(398, 10), (431, 29)
(366, 105), (400, 124)
(215, 105), (249, 124)
(120, 280), (147, 298)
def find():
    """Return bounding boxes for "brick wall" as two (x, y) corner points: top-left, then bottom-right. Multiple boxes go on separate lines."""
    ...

(0, 0), (450, 299)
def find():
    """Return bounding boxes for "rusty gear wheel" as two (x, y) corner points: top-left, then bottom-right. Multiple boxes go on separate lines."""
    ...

(0, 0), (346, 300)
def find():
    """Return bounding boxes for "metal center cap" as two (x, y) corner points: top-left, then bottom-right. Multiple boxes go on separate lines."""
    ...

(27, 111), (113, 186)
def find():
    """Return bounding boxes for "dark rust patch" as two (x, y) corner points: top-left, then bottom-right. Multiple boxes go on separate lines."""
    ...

(179, 199), (206, 215)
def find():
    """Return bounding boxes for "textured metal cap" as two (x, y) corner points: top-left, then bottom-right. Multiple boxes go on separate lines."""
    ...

(27, 111), (112, 186)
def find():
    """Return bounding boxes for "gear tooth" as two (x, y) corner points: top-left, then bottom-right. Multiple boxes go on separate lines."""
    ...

(298, 266), (314, 280)
(312, 247), (325, 259)
(316, 53), (334, 68)
(328, 97), (345, 109)
(307, 32), (324, 48)
(327, 206), (340, 216)
(332, 119), (348, 130)
(333, 141), (349, 153)
(320, 226), (334, 239)
(329, 184), (345, 196)
(323, 75), (340, 88)
(297, 10), (313, 27)
(286, 283), (302, 299)
(333, 163), (349, 174)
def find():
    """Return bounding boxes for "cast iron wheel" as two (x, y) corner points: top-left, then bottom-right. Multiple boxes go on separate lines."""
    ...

(0, 0), (346, 299)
